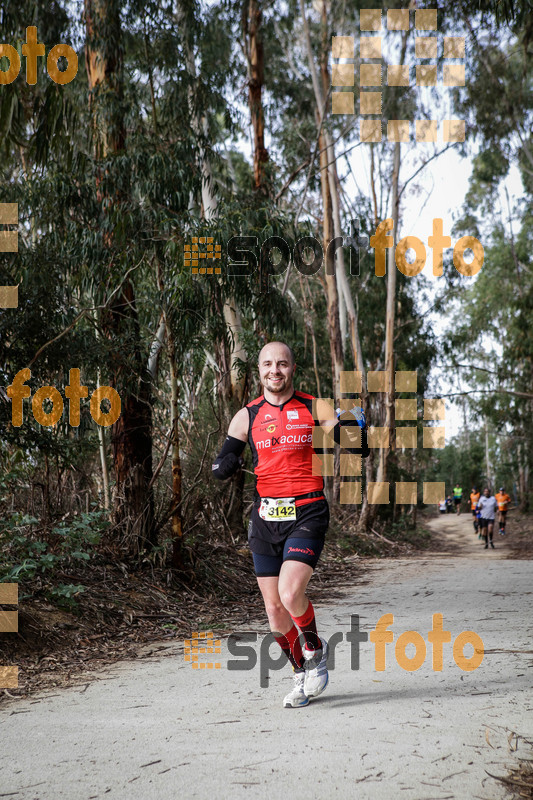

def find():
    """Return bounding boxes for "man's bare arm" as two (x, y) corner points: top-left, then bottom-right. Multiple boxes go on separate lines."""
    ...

(227, 407), (249, 442)
(314, 398), (338, 435)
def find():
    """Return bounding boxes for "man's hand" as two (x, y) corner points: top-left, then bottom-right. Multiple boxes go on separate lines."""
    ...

(212, 435), (246, 481)
(314, 398), (369, 457)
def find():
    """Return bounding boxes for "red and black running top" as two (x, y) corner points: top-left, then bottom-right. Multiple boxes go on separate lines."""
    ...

(246, 391), (324, 507)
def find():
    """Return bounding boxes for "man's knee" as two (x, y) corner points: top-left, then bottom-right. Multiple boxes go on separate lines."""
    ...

(264, 598), (286, 622)
(278, 583), (305, 612)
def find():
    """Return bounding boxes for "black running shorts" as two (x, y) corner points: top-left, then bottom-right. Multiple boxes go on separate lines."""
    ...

(252, 537), (325, 577)
(248, 498), (329, 575)
(479, 517), (493, 528)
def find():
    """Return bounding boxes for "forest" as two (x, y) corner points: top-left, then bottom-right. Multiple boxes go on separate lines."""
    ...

(0, 0), (532, 688)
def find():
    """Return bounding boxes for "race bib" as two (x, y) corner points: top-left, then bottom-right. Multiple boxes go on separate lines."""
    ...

(259, 497), (297, 521)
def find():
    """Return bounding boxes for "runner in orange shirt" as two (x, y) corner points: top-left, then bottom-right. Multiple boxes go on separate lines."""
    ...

(470, 487), (480, 534)
(495, 487), (511, 535)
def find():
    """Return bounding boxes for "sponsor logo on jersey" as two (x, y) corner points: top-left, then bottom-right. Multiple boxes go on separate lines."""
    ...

(256, 433), (313, 449)
(287, 409), (299, 420)
(286, 423), (312, 431)
(266, 424), (276, 433)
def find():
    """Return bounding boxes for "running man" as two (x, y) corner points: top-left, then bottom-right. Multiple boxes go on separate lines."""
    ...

(477, 487), (498, 549)
(470, 487), (480, 534)
(453, 483), (463, 515)
(495, 486), (511, 535)
(212, 341), (369, 708)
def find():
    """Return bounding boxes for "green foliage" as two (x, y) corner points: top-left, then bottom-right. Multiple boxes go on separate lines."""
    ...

(46, 583), (87, 612)
(427, 437), (486, 494)
(0, 511), (109, 611)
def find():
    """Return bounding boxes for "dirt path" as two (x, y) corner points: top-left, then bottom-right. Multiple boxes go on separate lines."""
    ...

(0, 515), (531, 800)
(426, 510), (515, 558)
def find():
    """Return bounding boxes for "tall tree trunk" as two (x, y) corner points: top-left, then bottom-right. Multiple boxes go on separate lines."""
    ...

(357, 148), (381, 532)
(376, 140), (401, 487)
(176, 0), (247, 535)
(244, 0), (269, 192)
(176, 0), (247, 406)
(93, 311), (111, 510)
(370, 28), (408, 528)
(167, 327), (184, 569)
(319, 131), (343, 501)
(319, 132), (343, 404)
(301, 0), (367, 383)
(85, 0), (155, 554)
(299, 0), (344, 403)
(518, 443), (529, 511)
(484, 417), (492, 489)
(153, 261), (185, 570)
(300, 0), (368, 503)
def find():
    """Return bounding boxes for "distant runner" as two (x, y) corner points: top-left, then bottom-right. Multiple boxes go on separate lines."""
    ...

(212, 341), (369, 708)
(470, 487), (480, 533)
(495, 487), (511, 535)
(477, 487), (498, 549)
(453, 484), (463, 515)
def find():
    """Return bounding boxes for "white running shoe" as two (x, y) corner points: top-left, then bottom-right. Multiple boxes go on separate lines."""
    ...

(303, 637), (329, 698)
(283, 670), (309, 708)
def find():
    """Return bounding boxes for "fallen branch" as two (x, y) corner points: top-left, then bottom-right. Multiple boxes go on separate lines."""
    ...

(370, 527), (396, 546)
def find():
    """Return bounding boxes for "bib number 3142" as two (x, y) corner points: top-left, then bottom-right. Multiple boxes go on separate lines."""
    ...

(259, 497), (296, 521)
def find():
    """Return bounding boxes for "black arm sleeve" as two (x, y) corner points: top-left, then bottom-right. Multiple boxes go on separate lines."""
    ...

(332, 419), (370, 458)
(212, 435), (246, 480)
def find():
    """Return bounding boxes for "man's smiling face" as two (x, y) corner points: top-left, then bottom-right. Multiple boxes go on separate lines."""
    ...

(258, 343), (295, 395)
